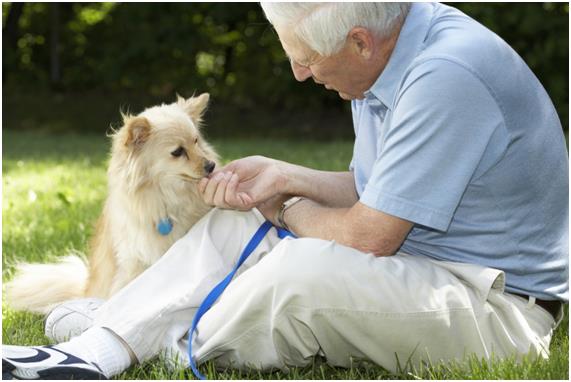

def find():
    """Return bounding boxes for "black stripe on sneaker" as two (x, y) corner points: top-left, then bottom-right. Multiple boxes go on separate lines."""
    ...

(37, 366), (107, 380)
(46, 346), (90, 366)
(2, 358), (16, 380)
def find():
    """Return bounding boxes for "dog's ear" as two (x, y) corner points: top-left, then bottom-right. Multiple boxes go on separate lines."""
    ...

(177, 93), (210, 124)
(123, 116), (151, 149)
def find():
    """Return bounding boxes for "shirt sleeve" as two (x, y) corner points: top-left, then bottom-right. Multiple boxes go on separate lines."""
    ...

(360, 58), (506, 232)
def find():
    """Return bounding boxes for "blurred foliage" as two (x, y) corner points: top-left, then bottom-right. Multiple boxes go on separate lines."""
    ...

(2, 2), (340, 110)
(2, 2), (568, 136)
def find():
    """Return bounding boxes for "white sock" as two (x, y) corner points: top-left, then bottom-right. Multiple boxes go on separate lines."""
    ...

(54, 326), (132, 377)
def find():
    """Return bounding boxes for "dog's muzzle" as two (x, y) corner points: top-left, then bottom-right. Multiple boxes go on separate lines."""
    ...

(203, 160), (216, 175)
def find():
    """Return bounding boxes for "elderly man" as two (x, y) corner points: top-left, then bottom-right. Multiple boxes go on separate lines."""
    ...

(3, 2), (568, 380)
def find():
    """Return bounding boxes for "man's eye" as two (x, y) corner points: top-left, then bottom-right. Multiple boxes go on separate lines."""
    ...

(171, 146), (186, 158)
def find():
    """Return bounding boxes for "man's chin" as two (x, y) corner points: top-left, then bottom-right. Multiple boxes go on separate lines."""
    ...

(338, 91), (357, 101)
(325, 87), (360, 100)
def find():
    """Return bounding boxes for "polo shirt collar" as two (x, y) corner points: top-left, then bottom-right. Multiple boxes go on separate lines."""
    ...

(364, 2), (434, 109)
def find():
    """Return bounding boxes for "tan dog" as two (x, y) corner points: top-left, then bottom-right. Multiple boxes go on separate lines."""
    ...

(6, 94), (218, 314)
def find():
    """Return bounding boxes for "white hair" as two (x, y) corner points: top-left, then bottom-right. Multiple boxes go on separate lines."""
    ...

(260, 2), (411, 57)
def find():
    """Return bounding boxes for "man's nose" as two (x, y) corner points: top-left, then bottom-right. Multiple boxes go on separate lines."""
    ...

(291, 61), (312, 82)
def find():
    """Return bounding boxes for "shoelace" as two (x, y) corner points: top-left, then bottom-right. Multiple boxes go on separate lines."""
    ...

(187, 220), (295, 380)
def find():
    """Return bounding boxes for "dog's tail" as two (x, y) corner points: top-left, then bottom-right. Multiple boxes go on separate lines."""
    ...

(5, 255), (88, 314)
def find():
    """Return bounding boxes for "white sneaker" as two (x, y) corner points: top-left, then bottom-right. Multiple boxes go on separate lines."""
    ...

(44, 298), (105, 343)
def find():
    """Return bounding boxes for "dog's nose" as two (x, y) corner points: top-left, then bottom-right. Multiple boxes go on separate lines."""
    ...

(204, 160), (216, 174)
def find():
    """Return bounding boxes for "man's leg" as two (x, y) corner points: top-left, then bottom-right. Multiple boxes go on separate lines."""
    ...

(91, 208), (282, 363)
(3, 208), (281, 379)
(190, 237), (556, 373)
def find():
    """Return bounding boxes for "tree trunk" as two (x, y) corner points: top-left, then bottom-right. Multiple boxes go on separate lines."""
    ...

(3, 3), (25, 50)
(50, 3), (62, 88)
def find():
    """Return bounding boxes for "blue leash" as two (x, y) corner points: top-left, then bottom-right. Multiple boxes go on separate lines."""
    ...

(188, 220), (295, 379)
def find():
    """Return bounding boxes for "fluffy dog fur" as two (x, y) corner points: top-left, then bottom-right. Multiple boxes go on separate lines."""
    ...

(6, 94), (218, 314)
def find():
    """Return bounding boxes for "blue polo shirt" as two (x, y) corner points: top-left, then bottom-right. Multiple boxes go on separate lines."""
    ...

(350, 2), (569, 301)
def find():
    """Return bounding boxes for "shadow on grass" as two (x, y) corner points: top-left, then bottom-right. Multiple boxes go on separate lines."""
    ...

(2, 89), (355, 141)
(2, 130), (110, 172)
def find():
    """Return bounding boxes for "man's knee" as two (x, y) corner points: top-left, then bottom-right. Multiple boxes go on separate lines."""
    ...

(265, 237), (335, 271)
(201, 207), (250, 227)
(255, 243), (478, 314)
(251, 238), (348, 304)
(193, 208), (263, 240)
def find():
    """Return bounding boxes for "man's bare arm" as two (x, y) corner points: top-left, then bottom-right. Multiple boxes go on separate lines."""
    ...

(279, 162), (358, 208)
(281, 199), (413, 256)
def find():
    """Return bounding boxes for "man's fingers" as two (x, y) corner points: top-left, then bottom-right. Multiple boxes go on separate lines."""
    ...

(201, 171), (256, 210)
(237, 192), (254, 207)
(224, 173), (242, 207)
(213, 172), (232, 207)
(198, 177), (208, 194)
(225, 173), (256, 209)
(202, 171), (224, 205)
(219, 160), (240, 174)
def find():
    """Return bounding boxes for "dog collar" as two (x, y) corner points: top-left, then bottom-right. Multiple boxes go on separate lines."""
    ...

(157, 217), (173, 236)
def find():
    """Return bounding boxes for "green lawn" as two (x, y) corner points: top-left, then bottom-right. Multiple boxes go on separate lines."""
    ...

(2, 130), (568, 379)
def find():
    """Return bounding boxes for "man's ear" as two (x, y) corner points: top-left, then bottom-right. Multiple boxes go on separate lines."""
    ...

(177, 93), (210, 124)
(123, 115), (151, 149)
(348, 27), (374, 60)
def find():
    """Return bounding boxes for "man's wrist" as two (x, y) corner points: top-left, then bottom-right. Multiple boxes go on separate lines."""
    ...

(277, 196), (304, 231)
(277, 161), (311, 197)
(275, 160), (294, 195)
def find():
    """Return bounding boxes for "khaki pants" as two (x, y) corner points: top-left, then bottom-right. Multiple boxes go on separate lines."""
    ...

(92, 208), (558, 372)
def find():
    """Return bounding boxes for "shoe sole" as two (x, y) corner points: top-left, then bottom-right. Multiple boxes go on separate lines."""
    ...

(2, 358), (107, 380)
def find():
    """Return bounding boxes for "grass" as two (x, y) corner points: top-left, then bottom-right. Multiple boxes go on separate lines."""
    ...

(2, 130), (569, 380)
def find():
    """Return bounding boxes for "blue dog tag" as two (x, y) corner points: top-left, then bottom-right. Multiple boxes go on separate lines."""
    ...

(157, 218), (173, 236)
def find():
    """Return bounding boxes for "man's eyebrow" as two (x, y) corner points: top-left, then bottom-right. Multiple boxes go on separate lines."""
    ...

(286, 53), (310, 66)
(285, 53), (300, 65)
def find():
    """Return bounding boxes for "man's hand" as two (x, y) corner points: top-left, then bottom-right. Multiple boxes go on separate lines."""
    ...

(198, 171), (248, 209)
(198, 156), (287, 210)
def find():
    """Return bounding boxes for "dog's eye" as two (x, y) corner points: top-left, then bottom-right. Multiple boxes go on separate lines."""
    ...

(171, 146), (186, 158)
(194, 137), (198, 144)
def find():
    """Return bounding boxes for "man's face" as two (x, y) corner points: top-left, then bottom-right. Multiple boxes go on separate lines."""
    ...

(277, 29), (375, 101)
